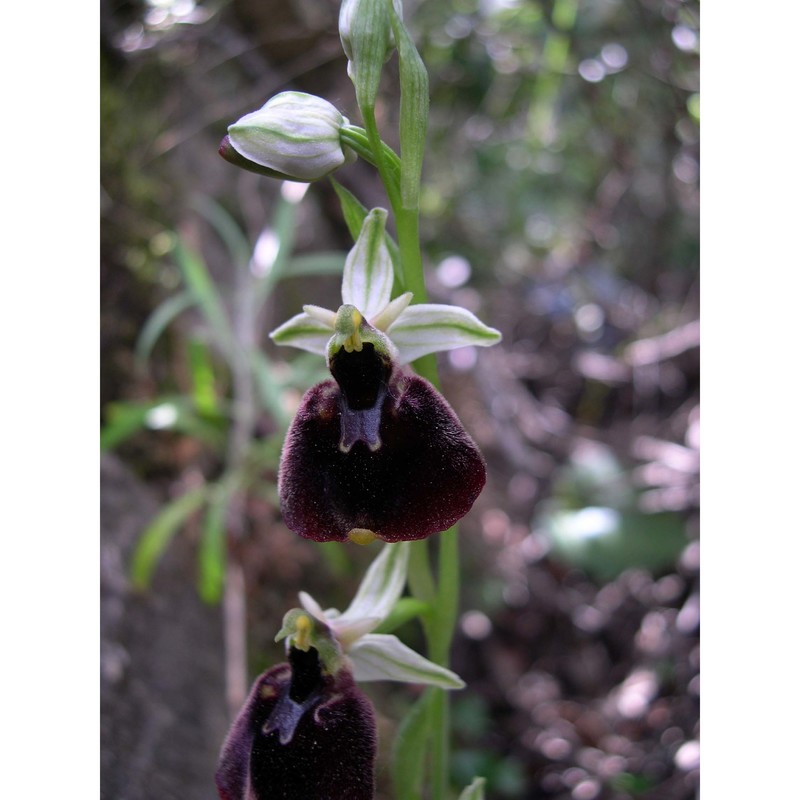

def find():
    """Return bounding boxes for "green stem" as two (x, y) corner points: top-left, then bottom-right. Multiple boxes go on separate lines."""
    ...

(429, 688), (451, 800)
(360, 91), (460, 800)
(394, 187), (459, 800)
(339, 126), (402, 196)
(359, 109), (405, 223)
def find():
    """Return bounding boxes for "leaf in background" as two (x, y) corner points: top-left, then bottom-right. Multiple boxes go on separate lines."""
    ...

(173, 240), (236, 360)
(188, 338), (219, 417)
(101, 401), (154, 451)
(315, 541), (353, 579)
(391, 688), (434, 800)
(457, 777), (487, 800)
(198, 477), (239, 604)
(331, 177), (369, 241)
(131, 485), (209, 590)
(101, 397), (227, 452)
(135, 289), (195, 369)
(250, 350), (292, 427)
(253, 188), (304, 306)
(542, 506), (688, 582)
(191, 196), (252, 272)
(283, 252), (347, 278)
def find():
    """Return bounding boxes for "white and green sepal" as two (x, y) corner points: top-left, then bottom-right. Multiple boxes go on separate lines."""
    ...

(297, 542), (465, 690)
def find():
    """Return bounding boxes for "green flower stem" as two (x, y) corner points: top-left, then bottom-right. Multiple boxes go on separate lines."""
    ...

(340, 125), (401, 184)
(357, 84), (460, 800)
(429, 688), (451, 800)
(393, 173), (459, 800)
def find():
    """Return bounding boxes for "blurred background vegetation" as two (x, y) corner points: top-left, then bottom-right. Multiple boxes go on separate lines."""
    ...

(100, 0), (699, 798)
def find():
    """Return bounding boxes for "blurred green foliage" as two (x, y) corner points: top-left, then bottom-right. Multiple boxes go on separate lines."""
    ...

(412, 0), (699, 292)
(101, 192), (337, 601)
(538, 442), (687, 581)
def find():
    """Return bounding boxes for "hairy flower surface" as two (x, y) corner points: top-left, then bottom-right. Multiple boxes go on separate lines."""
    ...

(271, 208), (500, 543)
(215, 645), (376, 800)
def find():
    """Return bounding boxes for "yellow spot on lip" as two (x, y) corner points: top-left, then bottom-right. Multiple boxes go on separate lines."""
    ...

(334, 305), (365, 353)
(347, 528), (377, 545)
(293, 613), (313, 651)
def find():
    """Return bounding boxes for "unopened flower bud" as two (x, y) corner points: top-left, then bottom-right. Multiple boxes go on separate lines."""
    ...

(225, 92), (355, 182)
(339, 0), (403, 63)
(339, 0), (403, 109)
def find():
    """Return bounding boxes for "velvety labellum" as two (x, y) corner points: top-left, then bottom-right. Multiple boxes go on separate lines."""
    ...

(215, 647), (376, 800)
(278, 355), (487, 543)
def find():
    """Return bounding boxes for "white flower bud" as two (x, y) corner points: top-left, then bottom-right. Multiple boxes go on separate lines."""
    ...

(339, 0), (404, 108)
(227, 92), (354, 182)
(339, 0), (403, 63)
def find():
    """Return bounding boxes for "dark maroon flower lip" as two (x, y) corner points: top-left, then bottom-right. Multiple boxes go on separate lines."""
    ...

(278, 357), (487, 543)
(215, 646), (377, 800)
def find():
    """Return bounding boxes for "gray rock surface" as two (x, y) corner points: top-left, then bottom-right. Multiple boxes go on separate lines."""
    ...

(101, 454), (228, 800)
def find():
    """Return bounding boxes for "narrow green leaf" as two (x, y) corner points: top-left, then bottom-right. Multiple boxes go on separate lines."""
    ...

(191, 196), (252, 271)
(188, 338), (219, 417)
(330, 177), (369, 241)
(135, 289), (195, 369)
(283, 252), (347, 277)
(391, 689), (434, 800)
(250, 350), (292, 427)
(316, 541), (353, 579)
(388, 3), (429, 209)
(131, 485), (209, 589)
(173, 240), (236, 360)
(198, 478), (239, 604)
(458, 777), (487, 800)
(101, 397), (226, 451)
(101, 402), (152, 452)
(255, 195), (298, 297)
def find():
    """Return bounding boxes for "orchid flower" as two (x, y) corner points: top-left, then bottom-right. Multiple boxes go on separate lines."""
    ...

(271, 208), (501, 544)
(288, 541), (464, 689)
(215, 543), (463, 800)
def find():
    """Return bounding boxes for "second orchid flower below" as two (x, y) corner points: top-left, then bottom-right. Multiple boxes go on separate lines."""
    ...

(270, 208), (501, 544)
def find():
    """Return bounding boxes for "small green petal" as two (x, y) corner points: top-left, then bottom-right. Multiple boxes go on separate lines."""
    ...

(303, 304), (338, 328)
(372, 292), (413, 331)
